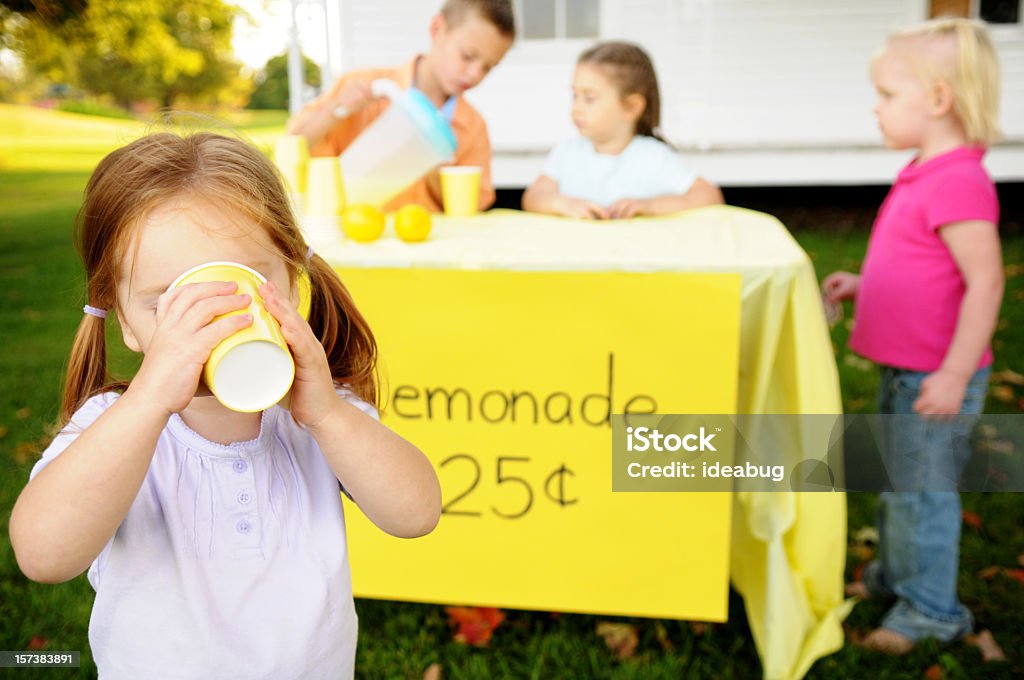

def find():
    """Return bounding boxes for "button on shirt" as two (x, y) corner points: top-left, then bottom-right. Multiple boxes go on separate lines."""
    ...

(541, 135), (698, 208)
(30, 390), (380, 680)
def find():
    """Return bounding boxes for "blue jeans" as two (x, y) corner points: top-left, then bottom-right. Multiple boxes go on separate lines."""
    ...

(862, 365), (990, 642)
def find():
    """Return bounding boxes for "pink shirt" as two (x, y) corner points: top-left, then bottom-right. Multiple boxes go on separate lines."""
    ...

(850, 146), (999, 372)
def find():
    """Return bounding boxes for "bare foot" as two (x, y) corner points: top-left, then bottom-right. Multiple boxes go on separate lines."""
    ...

(845, 581), (870, 599)
(853, 627), (914, 655)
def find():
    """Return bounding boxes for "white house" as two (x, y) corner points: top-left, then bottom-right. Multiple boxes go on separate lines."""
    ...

(300, 0), (1024, 187)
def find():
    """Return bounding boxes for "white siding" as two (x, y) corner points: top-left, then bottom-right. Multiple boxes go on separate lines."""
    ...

(332, 0), (1024, 185)
(994, 28), (1024, 142)
(332, 1), (435, 76)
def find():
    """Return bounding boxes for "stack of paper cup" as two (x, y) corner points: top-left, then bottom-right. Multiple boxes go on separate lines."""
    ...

(303, 157), (346, 251)
(273, 134), (309, 215)
(169, 262), (295, 413)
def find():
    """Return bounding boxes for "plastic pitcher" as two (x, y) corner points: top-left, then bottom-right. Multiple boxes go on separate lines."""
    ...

(339, 79), (457, 208)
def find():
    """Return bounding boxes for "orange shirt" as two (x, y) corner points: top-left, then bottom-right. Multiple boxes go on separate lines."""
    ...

(305, 58), (496, 212)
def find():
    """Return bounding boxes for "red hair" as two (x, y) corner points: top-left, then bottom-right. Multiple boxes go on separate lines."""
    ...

(62, 132), (378, 424)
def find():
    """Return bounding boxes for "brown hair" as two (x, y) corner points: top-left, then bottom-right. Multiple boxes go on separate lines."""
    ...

(61, 132), (378, 424)
(578, 41), (664, 142)
(440, 0), (516, 38)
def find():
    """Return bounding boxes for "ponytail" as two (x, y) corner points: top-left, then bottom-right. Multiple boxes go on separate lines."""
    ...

(60, 313), (124, 426)
(305, 255), (379, 409)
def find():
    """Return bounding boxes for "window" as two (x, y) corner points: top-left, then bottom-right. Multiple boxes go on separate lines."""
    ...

(979, 0), (1020, 23)
(930, 0), (1021, 23)
(516, 0), (600, 40)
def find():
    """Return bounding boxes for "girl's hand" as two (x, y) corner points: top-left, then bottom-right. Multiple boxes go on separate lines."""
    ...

(821, 271), (861, 303)
(913, 370), (968, 420)
(130, 282), (254, 416)
(608, 198), (649, 219)
(259, 281), (337, 430)
(555, 195), (609, 220)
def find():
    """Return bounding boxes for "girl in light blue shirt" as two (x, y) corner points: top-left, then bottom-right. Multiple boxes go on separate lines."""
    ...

(523, 41), (722, 219)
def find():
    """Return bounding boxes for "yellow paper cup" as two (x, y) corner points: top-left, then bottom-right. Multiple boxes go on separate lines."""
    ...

(273, 134), (309, 196)
(169, 262), (295, 413)
(306, 157), (346, 217)
(440, 165), (481, 217)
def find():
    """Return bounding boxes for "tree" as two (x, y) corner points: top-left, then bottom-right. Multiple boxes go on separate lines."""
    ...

(0, 0), (88, 26)
(9, 0), (243, 108)
(249, 52), (321, 110)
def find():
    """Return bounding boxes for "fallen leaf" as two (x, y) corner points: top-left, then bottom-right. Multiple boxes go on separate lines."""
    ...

(688, 621), (709, 635)
(850, 544), (875, 562)
(964, 629), (1006, 662)
(422, 663), (442, 680)
(854, 526), (879, 545)
(27, 636), (47, 650)
(596, 622), (638, 660)
(444, 607), (504, 647)
(845, 398), (867, 412)
(15, 407), (31, 420)
(654, 621), (673, 652)
(1004, 263), (1024, 277)
(1018, 554), (1024, 568)
(991, 386), (1015, 403)
(978, 565), (1001, 580)
(843, 355), (874, 371)
(0, 425), (7, 438)
(924, 663), (945, 680)
(962, 510), (982, 530)
(983, 439), (1015, 455)
(978, 424), (998, 438)
(992, 369), (1024, 386)
(1004, 569), (1024, 586)
(12, 441), (38, 465)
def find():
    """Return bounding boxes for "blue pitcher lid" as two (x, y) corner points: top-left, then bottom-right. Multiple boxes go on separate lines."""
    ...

(400, 87), (458, 159)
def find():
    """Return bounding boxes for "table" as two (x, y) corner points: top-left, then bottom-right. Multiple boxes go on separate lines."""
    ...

(312, 207), (851, 680)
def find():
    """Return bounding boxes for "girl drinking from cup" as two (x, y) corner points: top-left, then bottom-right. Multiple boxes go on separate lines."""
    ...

(522, 41), (722, 219)
(10, 132), (441, 678)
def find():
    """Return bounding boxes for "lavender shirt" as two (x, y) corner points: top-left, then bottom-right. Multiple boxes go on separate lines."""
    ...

(31, 390), (378, 679)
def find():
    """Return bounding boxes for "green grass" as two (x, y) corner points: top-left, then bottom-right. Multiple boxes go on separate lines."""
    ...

(0, 104), (1021, 678)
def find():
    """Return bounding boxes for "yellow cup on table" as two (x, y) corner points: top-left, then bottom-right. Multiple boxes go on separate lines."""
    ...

(305, 157), (346, 217)
(440, 165), (481, 217)
(273, 135), (309, 197)
(169, 262), (295, 413)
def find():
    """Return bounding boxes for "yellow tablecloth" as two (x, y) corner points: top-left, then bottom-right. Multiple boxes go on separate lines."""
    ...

(315, 206), (852, 680)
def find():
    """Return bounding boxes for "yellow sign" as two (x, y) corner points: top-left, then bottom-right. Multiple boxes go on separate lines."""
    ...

(338, 268), (741, 620)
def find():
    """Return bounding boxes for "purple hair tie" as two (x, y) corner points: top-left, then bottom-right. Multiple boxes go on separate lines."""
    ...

(83, 305), (108, 319)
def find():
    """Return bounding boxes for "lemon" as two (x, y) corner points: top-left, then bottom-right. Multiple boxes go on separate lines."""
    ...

(394, 204), (432, 243)
(342, 204), (385, 243)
